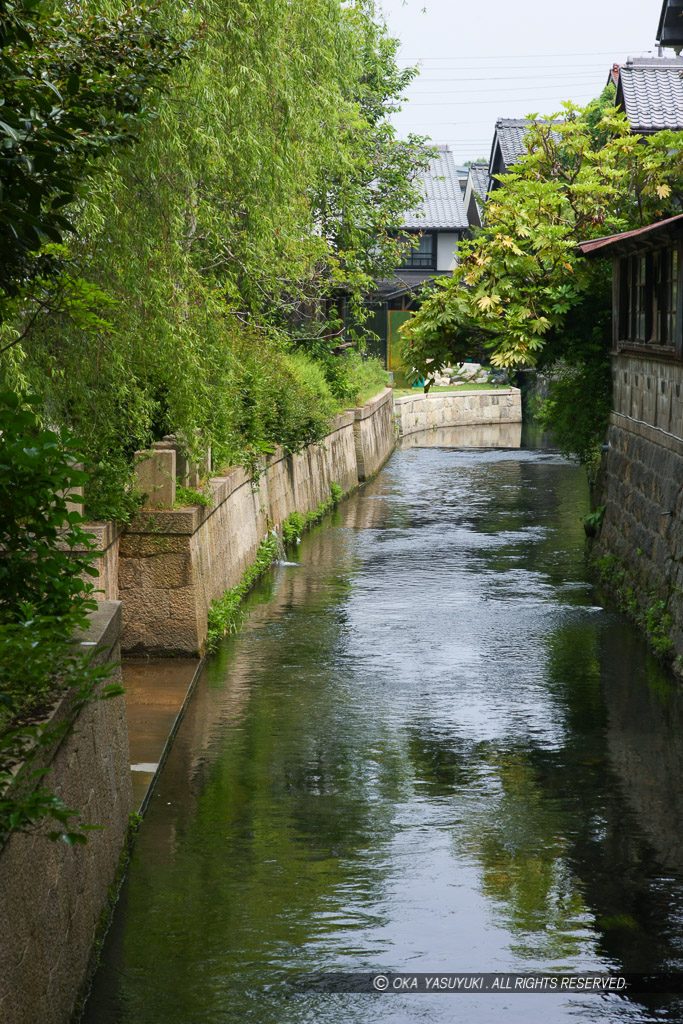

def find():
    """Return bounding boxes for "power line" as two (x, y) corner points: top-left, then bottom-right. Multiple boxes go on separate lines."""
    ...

(406, 94), (599, 105)
(406, 72), (608, 84)
(394, 49), (649, 60)
(405, 84), (601, 98)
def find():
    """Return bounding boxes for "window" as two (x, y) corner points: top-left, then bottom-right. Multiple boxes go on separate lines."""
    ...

(657, 246), (678, 345)
(399, 232), (435, 269)
(632, 254), (648, 341)
(618, 246), (679, 348)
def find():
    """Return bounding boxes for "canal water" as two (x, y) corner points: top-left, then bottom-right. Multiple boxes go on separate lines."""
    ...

(83, 430), (683, 1024)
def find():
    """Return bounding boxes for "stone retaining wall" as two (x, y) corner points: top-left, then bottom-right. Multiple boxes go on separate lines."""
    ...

(119, 390), (396, 656)
(0, 602), (132, 1024)
(352, 388), (395, 480)
(595, 352), (683, 667)
(394, 388), (522, 437)
(597, 412), (683, 663)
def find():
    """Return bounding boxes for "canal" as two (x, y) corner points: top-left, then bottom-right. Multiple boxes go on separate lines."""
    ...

(83, 430), (683, 1023)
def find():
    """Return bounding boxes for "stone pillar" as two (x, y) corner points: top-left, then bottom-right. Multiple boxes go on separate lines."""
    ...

(62, 462), (84, 515)
(134, 448), (176, 508)
(187, 449), (211, 487)
(157, 435), (188, 488)
(157, 434), (211, 489)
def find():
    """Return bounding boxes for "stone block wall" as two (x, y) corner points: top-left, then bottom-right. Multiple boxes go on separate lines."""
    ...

(394, 388), (522, 437)
(597, 411), (683, 663)
(119, 392), (395, 656)
(57, 521), (122, 603)
(0, 602), (132, 1024)
(352, 388), (395, 481)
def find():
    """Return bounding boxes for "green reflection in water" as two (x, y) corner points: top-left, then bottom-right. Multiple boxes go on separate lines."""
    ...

(83, 447), (683, 1024)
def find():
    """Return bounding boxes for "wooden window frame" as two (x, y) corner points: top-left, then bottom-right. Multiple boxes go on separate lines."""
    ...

(615, 242), (683, 356)
(399, 231), (436, 270)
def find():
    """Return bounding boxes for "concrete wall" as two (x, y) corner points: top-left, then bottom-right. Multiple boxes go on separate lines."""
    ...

(0, 602), (132, 1024)
(394, 388), (522, 437)
(436, 232), (460, 271)
(597, 352), (683, 666)
(119, 391), (396, 657)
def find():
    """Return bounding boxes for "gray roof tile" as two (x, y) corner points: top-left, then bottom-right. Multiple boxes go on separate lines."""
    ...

(619, 58), (683, 132)
(402, 145), (468, 231)
(469, 162), (490, 208)
(494, 119), (532, 167)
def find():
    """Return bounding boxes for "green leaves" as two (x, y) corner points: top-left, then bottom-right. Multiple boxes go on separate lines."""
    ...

(0, 0), (192, 306)
(405, 101), (683, 387)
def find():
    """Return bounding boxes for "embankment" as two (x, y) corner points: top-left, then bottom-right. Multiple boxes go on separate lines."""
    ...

(595, 353), (683, 668)
(0, 603), (131, 1024)
(394, 388), (522, 438)
(119, 388), (395, 656)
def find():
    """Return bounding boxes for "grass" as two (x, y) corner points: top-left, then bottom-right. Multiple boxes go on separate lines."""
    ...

(206, 484), (344, 650)
(392, 383), (509, 396)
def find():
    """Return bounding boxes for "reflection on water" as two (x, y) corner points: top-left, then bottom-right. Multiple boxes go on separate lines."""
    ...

(399, 421), (522, 448)
(83, 445), (683, 1024)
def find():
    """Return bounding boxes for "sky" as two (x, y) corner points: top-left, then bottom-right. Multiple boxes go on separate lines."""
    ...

(378, 0), (666, 165)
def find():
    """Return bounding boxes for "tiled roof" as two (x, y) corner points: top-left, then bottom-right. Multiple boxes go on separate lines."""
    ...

(469, 162), (490, 207)
(489, 118), (561, 177)
(493, 119), (533, 167)
(618, 57), (683, 132)
(401, 145), (468, 231)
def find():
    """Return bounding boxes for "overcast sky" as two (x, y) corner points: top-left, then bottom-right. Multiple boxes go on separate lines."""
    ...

(378, 0), (665, 164)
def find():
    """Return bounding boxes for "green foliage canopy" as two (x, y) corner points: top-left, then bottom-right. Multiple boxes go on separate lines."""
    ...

(1, 0), (423, 517)
(0, 0), (191, 302)
(403, 104), (683, 375)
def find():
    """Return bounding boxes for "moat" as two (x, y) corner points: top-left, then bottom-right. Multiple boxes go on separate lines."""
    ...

(82, 430), (683, 1024)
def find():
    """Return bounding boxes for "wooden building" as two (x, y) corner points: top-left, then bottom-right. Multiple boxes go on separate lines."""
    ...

(580, 213), (683, 359)
(578, 214), (683, 664)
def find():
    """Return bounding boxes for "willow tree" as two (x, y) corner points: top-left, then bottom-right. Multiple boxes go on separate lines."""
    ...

(1, 0), (426, 516)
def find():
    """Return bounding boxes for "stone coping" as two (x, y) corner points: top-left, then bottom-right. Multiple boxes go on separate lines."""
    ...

(393, 387), (520, 406)
(56, 520), (123, 553)
(2, 601), (122, 804)
(348, 387), (393, 421)
(610, 411), (683, 459)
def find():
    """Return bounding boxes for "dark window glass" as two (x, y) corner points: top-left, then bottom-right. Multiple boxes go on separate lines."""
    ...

(635, 255), (647, 341)
(658, 246), (678, 345)
(400, 232), (435, 269)
(618, 257), (630, 340)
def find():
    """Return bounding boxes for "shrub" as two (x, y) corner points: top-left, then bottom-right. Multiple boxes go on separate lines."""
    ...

(0, 393), (121, 842)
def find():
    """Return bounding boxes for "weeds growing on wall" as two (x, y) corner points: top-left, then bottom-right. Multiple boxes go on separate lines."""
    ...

(592, 552), (675, 661)
(207, 484), (344, 650)
(281, 484), (344, 547)
(206, 535), (280, 651)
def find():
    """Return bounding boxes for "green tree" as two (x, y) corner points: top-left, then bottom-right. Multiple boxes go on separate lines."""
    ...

(0, 392), (122, 842)
(403, 104), (683, 461)
(1, 0), (425, 516)
(0, 0), (191, 308)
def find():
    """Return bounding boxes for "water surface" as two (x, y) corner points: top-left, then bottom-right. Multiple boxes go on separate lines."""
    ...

(83, 437), (683, 1023)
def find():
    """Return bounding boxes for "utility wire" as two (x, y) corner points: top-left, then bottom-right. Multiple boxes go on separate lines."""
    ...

(394, 49), (649, 60)
(407, 72), (609, 84)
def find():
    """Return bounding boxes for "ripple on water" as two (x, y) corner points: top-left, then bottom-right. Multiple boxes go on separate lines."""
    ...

(82, 445), (683, 1024)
